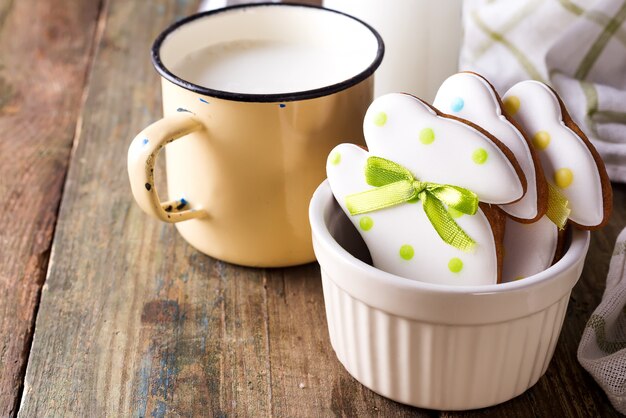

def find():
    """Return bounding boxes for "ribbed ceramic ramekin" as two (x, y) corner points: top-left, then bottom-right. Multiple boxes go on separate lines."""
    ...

(309, 180), (590, 410)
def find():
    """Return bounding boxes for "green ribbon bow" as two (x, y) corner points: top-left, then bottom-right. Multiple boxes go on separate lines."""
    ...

(546, 182), (570, 230)
(345, 156), (479, 252)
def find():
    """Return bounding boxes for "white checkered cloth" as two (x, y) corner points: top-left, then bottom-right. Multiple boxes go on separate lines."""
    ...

(460, 0), (626, 183)
(578, 228), (626, 414)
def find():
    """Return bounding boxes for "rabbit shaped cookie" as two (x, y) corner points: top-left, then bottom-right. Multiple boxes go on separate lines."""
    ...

(501, 81), (612, 281)
(326, 93), (526, 286)
(433, 72), (547, 222)
(502, 217), (563, 282)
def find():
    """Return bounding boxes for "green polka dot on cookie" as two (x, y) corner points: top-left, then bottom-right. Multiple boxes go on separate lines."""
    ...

(359, 216), (373, 231)
(329, 151), (341, 165)
(419, 128), (435, 144)
(532, 131), (551, 150)
(448, 257), (463, 273)
(472, 148), (488, 165)
(399, 245), (414, 260)
(373, 111), (387, 126)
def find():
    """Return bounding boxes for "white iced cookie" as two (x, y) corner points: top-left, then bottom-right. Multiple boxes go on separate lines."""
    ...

(326, 93), (526, 286)
(502, 217), (561, 282)
(501, 81), (612, 282)
(364, 94), (526, 204)
(503, 81), (611, 229)
(433, 72), (547, 222)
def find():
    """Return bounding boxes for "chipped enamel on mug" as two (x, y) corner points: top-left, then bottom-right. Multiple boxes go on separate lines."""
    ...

(127, 4), (383, 267)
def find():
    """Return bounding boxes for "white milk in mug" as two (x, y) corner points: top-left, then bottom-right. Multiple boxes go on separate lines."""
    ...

(172, 39), (370, 94)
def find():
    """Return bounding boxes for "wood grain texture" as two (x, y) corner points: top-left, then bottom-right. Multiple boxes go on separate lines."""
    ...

(265, 264), (432, 417)
(0, 0), (101, 416)
(15, 0), (626, 416)
(16, 1), (206, 416)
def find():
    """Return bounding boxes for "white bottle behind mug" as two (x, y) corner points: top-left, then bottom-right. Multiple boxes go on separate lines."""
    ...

(324, 0), (462, 102)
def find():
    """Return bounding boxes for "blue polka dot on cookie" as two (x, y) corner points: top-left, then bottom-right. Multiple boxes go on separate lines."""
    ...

(451, 97), (464, 113)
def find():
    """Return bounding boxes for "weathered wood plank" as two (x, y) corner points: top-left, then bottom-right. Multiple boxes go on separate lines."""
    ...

(131, 259), (272, 417)
(0, 0), (102, 416)
(17, 0), (275, 416)
(265, 264), (434, 417)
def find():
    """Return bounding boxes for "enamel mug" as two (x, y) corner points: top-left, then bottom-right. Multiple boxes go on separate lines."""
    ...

(127, 4), (384, 267)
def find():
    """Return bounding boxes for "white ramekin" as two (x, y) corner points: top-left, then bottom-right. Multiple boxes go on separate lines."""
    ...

(309, 180), (590, 411)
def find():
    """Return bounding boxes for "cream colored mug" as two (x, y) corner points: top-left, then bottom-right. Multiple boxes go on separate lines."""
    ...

(127, 4), (383, 267)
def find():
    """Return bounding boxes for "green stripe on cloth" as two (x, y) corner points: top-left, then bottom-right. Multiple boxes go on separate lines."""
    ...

(579, 80), (600, 137)
(558, 0), (585, 16)
(472, 0), (542, 60)
(593, 110), (626, 124)
(575, 0), (626, 79)
(471, 10), (547, 82)
(586, 314), (626, 354)
(558, 0), (626, 47)
(587, 10), (626, 47)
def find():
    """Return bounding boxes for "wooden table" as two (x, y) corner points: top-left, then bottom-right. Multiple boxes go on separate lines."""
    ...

(1, 1), (623, 416)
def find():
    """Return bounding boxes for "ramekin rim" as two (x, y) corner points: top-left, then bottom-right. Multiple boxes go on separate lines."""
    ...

(309, 180), (590, 295)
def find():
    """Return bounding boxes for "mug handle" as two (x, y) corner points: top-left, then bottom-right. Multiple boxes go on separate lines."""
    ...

(127, 113), (208, 223)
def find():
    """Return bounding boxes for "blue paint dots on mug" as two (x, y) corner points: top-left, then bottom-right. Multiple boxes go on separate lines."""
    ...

(177, 107), (192, 113)
(451, 97), (464, 113)
(176, 198), (188, 210)
(199, 98), (209, 104)
(142, 138), (149, 146)
(279, 103), (286, 108)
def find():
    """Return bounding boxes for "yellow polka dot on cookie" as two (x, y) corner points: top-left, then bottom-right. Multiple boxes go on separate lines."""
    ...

(399, 244), (414, 260)
(419, 128), (435, 144)
(448, 257), (463, 273)
(503, 96), (520, 116)
(329, 151), (341, 165)
(472, 148), (488, 165)
(554, 168), (573, 189)
(359, 216), (373, 231)
(373, 111), (387, 127)
(532, 131), (551, 150)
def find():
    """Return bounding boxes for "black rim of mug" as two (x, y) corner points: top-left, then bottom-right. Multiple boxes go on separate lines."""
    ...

(151, 2), (385, 103)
